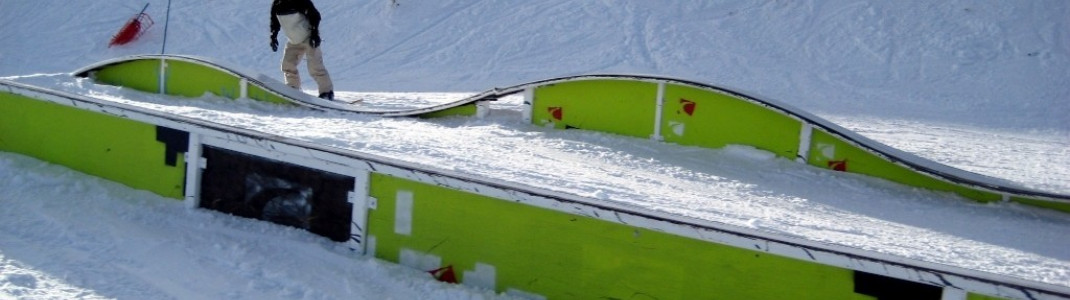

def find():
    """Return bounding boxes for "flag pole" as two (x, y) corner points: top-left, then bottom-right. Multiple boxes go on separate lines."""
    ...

(159, 0), (173, 94)
(160, 0), (172, 54)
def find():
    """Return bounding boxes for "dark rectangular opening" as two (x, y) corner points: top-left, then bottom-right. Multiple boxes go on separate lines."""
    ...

(199, 146), (354, 242)
(854, 271), (943, 300)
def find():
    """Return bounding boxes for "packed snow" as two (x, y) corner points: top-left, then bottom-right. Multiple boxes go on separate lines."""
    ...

(2, 0), (1069, 299)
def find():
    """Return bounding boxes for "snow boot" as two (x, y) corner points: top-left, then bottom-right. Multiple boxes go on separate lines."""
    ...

(318, 91), (334, 101)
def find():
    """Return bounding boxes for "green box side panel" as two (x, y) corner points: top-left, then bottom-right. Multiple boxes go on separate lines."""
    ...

(246, 84), (294, 105)
(971, 293), (1010, 300)
(1011, 197), (1070, 214)
(661, 84), (802, 159)
(531, 80), (658, 138)
(367, 173), (874, 300)
(164, 60), (242, 99)
(417, 103), (477, 118)
(93, 59), (162, 94)
(0, 92), (185, 199)
(807, 130), (1001, 203)
(968, 293), (1009, 300)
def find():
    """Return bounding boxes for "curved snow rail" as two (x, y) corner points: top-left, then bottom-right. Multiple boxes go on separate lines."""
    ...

(71, 54), (510, 118)
(71, 55), (1068, 213)
(494, 74), (1070, 213)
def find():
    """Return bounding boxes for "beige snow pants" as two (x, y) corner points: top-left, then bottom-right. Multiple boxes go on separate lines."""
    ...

(281, 42), (334, 94)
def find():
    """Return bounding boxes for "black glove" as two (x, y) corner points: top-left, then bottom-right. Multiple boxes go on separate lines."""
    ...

(270, 33), (279, 52)
(309, 29), (321, 48)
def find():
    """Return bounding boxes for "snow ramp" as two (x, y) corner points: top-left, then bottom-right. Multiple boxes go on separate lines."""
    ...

(3, 76), (1070, 299)
(73, 55), (1069, 214)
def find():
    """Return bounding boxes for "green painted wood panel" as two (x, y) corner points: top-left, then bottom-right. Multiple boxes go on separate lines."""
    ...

(367, 173), (874, 300)
(88, 58), (295, 106)
(1011, 197), (1070, 214)
(92, 59), (161, 93)
(660, 84), (802, 159)
(969, 292), (1009, 300)
(0, 91), (186, 199)
(247, 84), (294, 105)
(417, 103), (477, 118)
(807, 129), (1002, 202)
(531, 80), (659, 138)
(163, 60), (242, 99)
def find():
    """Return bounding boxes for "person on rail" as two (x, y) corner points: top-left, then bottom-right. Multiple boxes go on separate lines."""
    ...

(269, 0), (334, 101)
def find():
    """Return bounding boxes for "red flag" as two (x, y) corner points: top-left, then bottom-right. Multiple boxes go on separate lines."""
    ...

(109, 3), (154, 47)
(428, 265), (458, 284)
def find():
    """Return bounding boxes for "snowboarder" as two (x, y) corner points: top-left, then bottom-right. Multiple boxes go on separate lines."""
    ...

(269, 0), (334, 100)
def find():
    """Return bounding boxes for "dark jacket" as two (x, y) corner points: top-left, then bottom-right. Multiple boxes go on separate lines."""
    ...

(270, 0), (321, 35)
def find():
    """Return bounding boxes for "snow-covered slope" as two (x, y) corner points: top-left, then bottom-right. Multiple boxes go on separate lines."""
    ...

(1, 0), (1068, 299)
